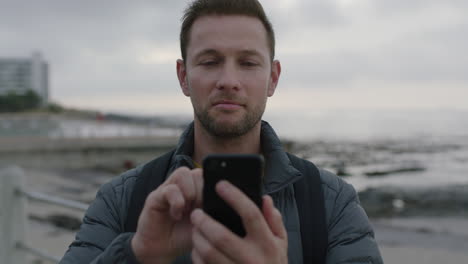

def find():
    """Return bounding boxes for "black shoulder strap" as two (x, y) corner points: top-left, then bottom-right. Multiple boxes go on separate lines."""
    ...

(124, 150), (175, 232)
(288, 153), (328, 264)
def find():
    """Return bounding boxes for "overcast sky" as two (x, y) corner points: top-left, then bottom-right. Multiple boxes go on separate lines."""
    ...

(1, 0), (467, 116)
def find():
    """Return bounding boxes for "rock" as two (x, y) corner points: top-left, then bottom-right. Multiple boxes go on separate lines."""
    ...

(364, 166), (426, 177)
(334, 160), (352, 177)
(358, 185), (468, 218)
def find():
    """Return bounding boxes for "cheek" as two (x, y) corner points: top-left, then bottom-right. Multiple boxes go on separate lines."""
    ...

(189, 70), (217, 91)
(187, 74), (214, 104)
(246, 75), (271, 95)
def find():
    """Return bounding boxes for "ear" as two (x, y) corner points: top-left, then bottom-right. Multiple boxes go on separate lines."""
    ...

(177, 59), (190, 96)
(267, 60), (281, 97)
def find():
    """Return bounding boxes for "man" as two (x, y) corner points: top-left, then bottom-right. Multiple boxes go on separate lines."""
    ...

(61, 0), (382, 263)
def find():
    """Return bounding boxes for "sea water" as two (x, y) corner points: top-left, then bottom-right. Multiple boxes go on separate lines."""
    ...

(1, 109), (467, 190)
(265, 109), (468, 191)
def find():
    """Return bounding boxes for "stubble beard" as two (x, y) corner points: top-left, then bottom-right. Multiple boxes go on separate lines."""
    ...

(193, 97), (266, 139)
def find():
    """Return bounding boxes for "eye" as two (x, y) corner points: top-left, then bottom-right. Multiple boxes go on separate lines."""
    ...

(240, 61), (258, 67)
(199, 60), (219, 66)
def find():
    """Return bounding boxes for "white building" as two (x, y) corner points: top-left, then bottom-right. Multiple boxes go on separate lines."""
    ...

(0, 52), (49, 105)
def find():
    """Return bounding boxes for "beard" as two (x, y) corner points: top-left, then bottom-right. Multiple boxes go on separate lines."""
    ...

(193, 95), (266, 138)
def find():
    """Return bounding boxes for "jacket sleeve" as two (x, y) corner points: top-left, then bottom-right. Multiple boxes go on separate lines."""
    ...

(59, 169), (142, 264)
(320, 170), (383, 264)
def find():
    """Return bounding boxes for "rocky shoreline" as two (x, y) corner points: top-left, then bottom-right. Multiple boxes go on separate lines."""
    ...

(359, 185), (468, 218)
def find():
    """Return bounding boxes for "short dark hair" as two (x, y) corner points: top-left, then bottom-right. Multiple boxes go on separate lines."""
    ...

(180, 0), (275, 62)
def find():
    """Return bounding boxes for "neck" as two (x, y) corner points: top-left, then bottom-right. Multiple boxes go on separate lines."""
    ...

(192, 120), (262, 165)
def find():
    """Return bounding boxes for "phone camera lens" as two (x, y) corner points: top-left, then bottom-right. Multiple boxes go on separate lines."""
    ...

(220, 161), (227, 168)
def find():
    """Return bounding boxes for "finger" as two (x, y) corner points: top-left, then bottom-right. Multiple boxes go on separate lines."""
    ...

(174, 169), (197, 210)
(192, 227), (235, 264)
(192, 168), (204, 207)
(165, 166), (191, 183)
(168, 167), (203, 210)
(191, 209), (246, 262)
(215, 181), (270, 238)
(191, 248), (204, 264)
(262, 195), (287, 240)
(163, 184), (185, 220)
(168, 167), (194, 199)
(145, 183), (181, 210)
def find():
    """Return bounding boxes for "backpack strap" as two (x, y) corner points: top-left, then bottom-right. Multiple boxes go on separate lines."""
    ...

(124, 150), (175, 232)
(288, 153), (328, 264)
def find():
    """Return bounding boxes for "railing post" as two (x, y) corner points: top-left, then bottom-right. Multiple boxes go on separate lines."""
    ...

(0, 166), (28, 264)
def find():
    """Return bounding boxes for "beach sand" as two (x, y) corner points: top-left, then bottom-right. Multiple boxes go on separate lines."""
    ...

(375, 218), (468, 264)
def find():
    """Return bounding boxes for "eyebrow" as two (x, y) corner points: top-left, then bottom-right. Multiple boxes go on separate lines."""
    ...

(193, 49), (219, 60)
(238, 49), (263, 58)
(193, 49), (264, 61)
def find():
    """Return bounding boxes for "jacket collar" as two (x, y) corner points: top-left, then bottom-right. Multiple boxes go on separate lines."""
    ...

(169, 121), (302, 194)
(260, 121), (302, 194)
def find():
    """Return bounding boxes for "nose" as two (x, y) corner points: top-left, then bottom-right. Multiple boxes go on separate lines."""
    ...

(215, 63), (240, 91)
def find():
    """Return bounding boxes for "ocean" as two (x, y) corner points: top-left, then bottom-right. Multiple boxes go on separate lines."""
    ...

(1, 109), (467, 191)
(265, 109), (468, 191)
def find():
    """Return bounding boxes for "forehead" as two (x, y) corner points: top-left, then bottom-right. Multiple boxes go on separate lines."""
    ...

(187, 15), (269, 58)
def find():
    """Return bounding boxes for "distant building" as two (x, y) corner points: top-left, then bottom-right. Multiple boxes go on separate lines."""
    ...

(0, 52), (49, 105)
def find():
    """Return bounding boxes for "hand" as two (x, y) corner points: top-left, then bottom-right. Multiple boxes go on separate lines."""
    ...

(190, 180), (288, 264)
(131, 167), (203, 264)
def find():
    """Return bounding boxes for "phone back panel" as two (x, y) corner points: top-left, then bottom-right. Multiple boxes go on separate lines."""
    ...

(202, 154), (263, 237)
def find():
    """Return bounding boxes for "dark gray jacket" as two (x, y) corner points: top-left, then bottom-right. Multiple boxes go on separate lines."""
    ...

(60, 122), (383, 264)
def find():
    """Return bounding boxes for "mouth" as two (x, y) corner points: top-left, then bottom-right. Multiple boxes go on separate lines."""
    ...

(212, 100), (244, 110)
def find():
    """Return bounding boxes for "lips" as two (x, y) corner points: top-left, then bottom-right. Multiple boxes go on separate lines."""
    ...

(212, 100), (244, 110)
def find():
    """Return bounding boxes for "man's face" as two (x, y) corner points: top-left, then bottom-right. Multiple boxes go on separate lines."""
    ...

(177, 15), (280, 138)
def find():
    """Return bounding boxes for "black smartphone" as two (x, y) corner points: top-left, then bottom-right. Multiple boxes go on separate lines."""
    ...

(202, 154), (264, 237)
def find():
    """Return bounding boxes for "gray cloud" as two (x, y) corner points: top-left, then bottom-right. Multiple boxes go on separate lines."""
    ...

(268, 0), (347, 31)
(371, 0), (468, 17)
(0, 0), (186, 102)
(273, 0), (468, 88)
(0, 0), (466, 112)
(0, 1), (184, 55)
